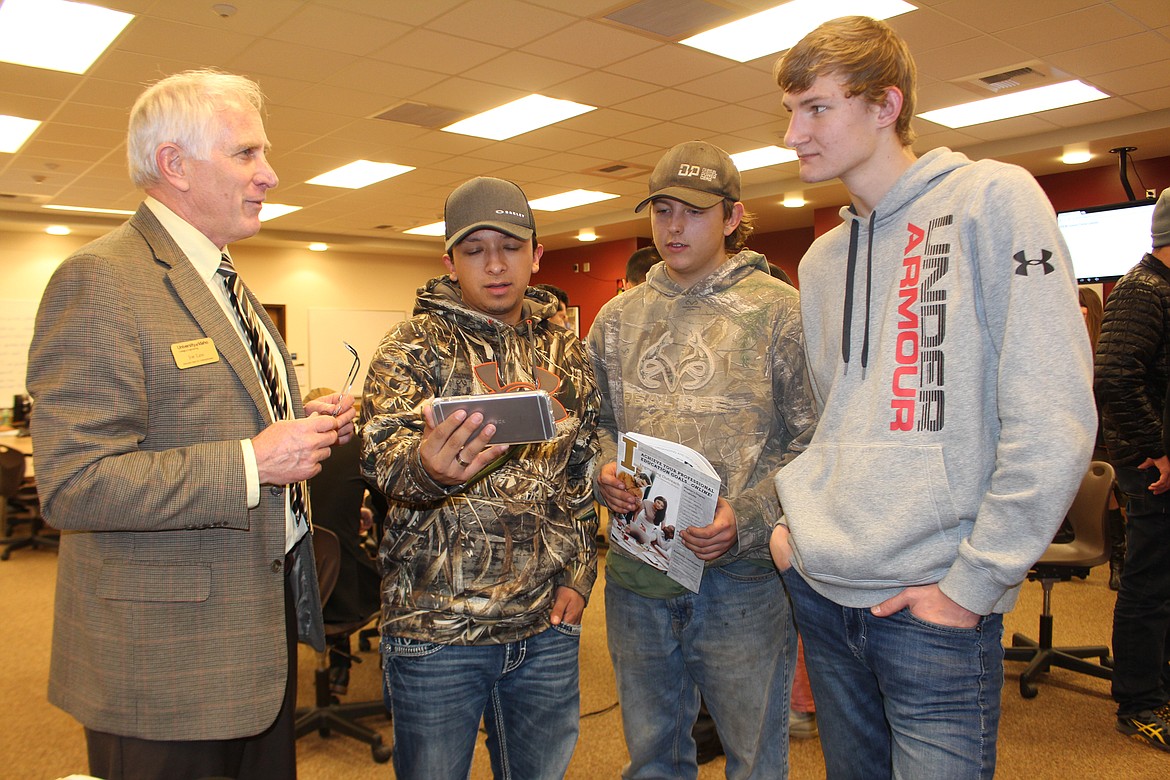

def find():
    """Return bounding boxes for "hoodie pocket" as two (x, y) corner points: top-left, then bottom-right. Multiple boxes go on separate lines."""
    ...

(776, 442), (961, 588)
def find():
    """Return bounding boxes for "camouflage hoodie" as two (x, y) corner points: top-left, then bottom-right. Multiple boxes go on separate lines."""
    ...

(589, 250), (817, 596)
(361, 277), (600, 645)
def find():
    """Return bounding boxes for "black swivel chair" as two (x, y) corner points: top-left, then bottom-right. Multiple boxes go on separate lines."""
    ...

(1004, 460), (1115, 698)
(0, 444), (58, 560)
(295, 526), (392, 763)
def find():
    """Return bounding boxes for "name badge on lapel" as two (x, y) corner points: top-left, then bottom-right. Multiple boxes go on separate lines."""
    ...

(171, 338), (219, 369)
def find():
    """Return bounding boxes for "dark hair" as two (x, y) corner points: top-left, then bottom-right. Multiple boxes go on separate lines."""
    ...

(535, 283), (568, 307)
(723, 199), (755, 253)
(626, 245), (661, 286)
(768, 263), (793, 284)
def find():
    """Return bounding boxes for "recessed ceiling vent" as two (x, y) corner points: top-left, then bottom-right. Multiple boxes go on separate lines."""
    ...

(583, 162), (653, 180)
(372, 101), (467, 129)
(957, 60), (1060, 97)
(604, 0), (734, 40)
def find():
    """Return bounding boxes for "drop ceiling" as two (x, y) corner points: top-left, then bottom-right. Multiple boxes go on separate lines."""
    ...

(1, 0), (1168, 254)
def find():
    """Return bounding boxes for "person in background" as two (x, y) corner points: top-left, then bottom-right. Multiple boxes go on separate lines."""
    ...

(772, 16), (1095, 778)
(536, 282), (571, 329)
(591, 140), (817, 779)
(768, 262), (795, 286)
(26, 69), (355, 780)
(625, 244), (661, 289)
(1077, 286), (1127, 588)
(1096, 188), (1170, 753)
(361, 176), (600, 780)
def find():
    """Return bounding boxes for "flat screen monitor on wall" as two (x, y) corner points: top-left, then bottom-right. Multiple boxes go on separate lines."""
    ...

(1057, 199), (1156, 283)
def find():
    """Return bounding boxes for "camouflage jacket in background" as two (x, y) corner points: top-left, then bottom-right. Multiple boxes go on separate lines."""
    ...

(361, 277), (600, 645)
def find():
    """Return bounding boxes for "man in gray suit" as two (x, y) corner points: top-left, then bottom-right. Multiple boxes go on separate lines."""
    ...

(26, 69), (355, 780)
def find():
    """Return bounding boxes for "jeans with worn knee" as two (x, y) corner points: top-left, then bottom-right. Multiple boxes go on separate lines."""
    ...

(382, 624), (581, 780)
(605, 559), (795, 780)
(1112, 465), (1170, 717)
(783, 569), (1003, 780)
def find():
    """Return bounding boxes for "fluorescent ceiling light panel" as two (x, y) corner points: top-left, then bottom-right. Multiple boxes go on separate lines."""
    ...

(0, 114), (41, 153)
(258, 203), (302, 221)
(307, 160), (415, 189)
(529, 190), (619, 212)
(681, 0), (916, 63)
(44, 204), (135, 216)
(917, 81), (1108, 129)
(404, 222), (446, 237)
(0, 0), (133, 75)
(730, 146), (798, 171)
(442, 95), (596, 141)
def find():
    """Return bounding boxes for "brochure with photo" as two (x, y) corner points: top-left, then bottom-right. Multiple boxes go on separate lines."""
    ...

(611, 431), (721, 592)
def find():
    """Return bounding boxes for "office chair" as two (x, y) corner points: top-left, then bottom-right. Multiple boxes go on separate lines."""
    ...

(0, 444), (57, 560)
(1004, 460), (1115, 699)
(295, 527), (392, 763)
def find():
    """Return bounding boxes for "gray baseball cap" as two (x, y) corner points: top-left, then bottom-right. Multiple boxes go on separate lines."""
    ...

(444, 176), (535, 253)
(1153, 188), (1170, 249)
(635, 141), (740, 213)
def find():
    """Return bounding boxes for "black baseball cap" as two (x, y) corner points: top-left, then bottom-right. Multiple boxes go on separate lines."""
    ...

(444, 177), (535, 253)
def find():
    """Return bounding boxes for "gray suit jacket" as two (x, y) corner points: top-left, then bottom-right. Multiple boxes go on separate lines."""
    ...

(27, 205), (325, 741)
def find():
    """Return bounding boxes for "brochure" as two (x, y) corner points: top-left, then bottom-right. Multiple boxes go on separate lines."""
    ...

(610, 431), (721, 593)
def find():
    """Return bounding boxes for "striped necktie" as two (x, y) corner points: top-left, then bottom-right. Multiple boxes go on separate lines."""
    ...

(217, 253), (307, 527)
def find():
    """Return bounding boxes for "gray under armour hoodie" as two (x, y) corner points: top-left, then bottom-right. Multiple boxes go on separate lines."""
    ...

(775, 148), (1097, 615)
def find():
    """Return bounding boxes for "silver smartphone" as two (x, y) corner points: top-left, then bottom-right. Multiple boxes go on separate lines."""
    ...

(431, 389), (557, 445)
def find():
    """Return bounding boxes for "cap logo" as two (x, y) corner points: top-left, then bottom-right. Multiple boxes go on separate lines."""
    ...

(677, 163), (718, 183)
(495, 208), (526, 218)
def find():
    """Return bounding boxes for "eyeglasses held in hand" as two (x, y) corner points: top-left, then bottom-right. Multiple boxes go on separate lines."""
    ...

(336, 341), (360, 416)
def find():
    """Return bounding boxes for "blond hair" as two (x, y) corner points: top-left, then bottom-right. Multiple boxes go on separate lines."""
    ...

(774, 15), (917, 147)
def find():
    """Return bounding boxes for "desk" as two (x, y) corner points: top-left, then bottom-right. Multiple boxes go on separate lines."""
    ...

(0, 430), (32, 473)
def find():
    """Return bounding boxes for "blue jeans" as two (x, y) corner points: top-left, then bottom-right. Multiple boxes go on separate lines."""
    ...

(782, 569), (1003, 780)
(382, 624), (581, 780)
(1112, 465), (1170, 717)
(605, 560), (795, 780)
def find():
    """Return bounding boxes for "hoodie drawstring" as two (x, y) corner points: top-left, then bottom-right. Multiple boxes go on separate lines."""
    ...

(842, 218), (859, 373)
(841, 211), (876, 379)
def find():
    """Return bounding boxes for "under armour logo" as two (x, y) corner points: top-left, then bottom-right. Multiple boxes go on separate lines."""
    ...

(1013, 249), (1054, 276)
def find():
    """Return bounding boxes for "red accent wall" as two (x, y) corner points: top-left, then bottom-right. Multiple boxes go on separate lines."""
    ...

(534, 237), (642, 336)
(543, 154), (1170, 333)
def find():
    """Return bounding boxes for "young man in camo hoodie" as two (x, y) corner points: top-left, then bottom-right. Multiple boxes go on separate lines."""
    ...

(591, 140), (818, 779)
(360, 176), (600, 780)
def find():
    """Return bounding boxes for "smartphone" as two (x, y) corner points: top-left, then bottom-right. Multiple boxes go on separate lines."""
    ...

(431, 389), (557, 445)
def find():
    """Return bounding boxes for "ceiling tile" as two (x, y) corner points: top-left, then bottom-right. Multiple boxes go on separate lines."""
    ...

(996, 6), (1145, 56)
(604, 44), (735, 87)
(1047, 31), (1170, 76)
(426, 0), (577, 48)
(267, 4), (411, 55)
(522, 20), (660, 68)
(463, 52), (588, 93)
(612, 89), (723, 121)
(368, 29), (506, 74)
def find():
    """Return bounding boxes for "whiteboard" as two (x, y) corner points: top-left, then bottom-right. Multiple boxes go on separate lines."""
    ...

(307, 308), (405, 397)
(0, 299), (38, 404)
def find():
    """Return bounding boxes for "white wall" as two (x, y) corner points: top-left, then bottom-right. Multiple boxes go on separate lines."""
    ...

(0, 227), (441, 396)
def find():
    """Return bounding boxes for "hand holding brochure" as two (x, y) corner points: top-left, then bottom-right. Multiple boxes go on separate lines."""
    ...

(611, 432), (721, 593)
